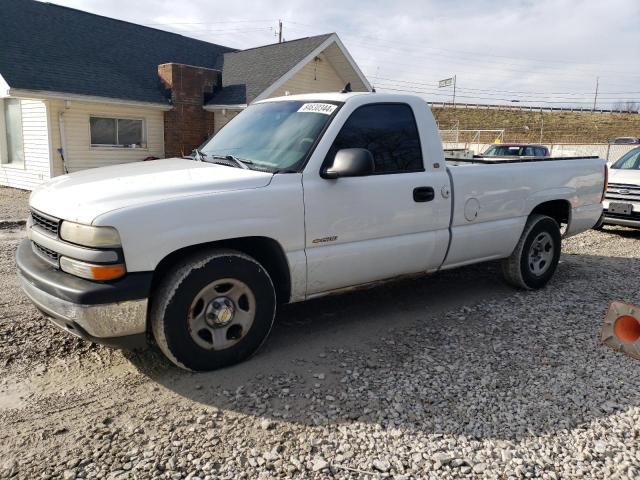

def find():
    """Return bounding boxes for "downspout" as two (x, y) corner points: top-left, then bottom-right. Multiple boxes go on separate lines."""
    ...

(57, 111), (69, 174)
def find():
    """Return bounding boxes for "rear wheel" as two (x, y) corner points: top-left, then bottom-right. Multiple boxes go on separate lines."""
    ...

(151, 249), (276, 371)
(501, 214), (561, 290)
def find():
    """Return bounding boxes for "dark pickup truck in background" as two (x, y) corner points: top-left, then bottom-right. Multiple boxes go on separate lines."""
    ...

(483, 144), (551, 157)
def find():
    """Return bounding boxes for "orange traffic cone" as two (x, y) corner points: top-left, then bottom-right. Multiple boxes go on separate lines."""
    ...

(601, 301), (640, 359)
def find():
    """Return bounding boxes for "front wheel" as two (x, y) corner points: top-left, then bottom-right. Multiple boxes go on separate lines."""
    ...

(151, 249), (276, 371)
(501, 214), (561, 290)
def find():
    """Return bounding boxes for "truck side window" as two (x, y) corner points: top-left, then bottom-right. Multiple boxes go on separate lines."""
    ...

(326, 103), (423, 173)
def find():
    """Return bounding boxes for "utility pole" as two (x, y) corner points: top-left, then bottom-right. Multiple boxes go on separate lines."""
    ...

(277, 19), (283, 43)
(452, 75), (457, 107)
(592, 76), (599, 111)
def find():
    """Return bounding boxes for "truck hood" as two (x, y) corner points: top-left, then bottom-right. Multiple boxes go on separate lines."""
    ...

(609, 168), (640, 186)
(30, 158), (273, 224)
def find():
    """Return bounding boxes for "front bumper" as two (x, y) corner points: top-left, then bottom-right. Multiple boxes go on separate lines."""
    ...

(602, 199), (640, 229)
(602, 215), (640, 228)
(16, 239), (152, 349)
(602, 207), (640, 229)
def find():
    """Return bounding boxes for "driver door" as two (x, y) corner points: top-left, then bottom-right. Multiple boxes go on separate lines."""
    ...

(302, 102), (450, 296)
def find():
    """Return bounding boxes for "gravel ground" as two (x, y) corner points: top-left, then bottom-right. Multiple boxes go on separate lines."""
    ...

(0, 187), (30, 224)
(1, 188), (639, 479)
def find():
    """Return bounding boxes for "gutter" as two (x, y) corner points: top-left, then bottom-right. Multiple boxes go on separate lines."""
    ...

(203, 104), (247, 112)
(8, 88), (173, 111)
(58, 111), (69, 174)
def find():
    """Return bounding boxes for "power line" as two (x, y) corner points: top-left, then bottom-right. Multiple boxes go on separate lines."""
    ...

(353, 55), (632, 83)
(374, 84), (640, 105)
(283, 22), (638, 106)
(358, 64), (635, 92)
(343, 38), (640, 79)
(141, 19), (277, 26)
(365, 76), (640, 97)
(136, 18), (638, 108)
(282, 23), (640, 80)
(165, 27), (272, 33)
(370, 79), (640, 102)
(349, 34), (640, 73)
(283, 22), (639, 72)
(377, 85), (640, 104)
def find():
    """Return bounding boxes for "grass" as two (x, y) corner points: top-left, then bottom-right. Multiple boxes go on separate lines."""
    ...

(432, 107), (640, 144)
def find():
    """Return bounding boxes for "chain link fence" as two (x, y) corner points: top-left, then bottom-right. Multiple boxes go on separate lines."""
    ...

(440, 138), (637, 163)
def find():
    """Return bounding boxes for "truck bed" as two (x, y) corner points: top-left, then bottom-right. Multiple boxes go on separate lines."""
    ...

(440, 155), (605, 269)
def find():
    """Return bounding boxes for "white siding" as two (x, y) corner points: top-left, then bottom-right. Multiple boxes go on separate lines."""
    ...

(0, 99), (52, 190)
(47, 100), (165, 174)
(270, 53), (346, 98)
(320, 42), (368, 92)
(210, 52), (353, 134)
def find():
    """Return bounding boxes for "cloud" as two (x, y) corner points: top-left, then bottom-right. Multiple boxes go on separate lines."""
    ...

(45, 0), (640, 108)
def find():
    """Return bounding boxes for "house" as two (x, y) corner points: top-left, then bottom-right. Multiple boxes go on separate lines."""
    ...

(0, 0), (370, 190)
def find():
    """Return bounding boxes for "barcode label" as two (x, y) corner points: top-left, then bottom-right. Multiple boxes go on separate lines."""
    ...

(297, 103), (337, 115)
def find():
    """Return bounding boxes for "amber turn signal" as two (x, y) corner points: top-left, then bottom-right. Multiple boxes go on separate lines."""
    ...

(60, 256), (126, 281)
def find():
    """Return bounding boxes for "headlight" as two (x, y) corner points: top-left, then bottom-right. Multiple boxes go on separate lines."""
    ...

(60, 257), (126, 281)
(60, 221), (121, 248)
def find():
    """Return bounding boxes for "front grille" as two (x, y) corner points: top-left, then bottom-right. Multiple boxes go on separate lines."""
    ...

(605, 183), (640, 203)
(32, 241), (60, 266)
(31, 209), (60, 236)
(31, 210), (60, 237)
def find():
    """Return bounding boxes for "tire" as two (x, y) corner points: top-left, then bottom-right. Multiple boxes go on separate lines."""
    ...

(501, 214), (561, 290)
(592, 213), (605, 230)
(151, 249), (276, 371)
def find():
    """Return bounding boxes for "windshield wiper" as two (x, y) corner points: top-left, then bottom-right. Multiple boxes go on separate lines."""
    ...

(208, 154), (253, 170)
(192, 148), (206, 162)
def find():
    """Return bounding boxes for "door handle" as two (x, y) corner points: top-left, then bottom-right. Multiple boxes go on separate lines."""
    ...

(413, 186), (435, 202)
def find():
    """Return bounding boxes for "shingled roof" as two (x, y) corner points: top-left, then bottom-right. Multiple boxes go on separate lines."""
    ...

(208, 34), (334, 106)
(0, 1), (349, 107)
(0, 0), (235, 105)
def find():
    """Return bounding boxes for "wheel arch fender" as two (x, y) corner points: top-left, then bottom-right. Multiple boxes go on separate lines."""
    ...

(150, 236), (292, 309)
(528, 198), (572, 230)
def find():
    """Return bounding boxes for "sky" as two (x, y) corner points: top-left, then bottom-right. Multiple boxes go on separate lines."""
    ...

(46, 0), (640, 109)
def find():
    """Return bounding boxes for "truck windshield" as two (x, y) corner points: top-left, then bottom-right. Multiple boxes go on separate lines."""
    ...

(201, 101), (341, 172)
(611, 148), (640, 170)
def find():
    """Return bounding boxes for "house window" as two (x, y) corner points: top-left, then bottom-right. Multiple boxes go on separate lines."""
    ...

(90, 116), (146, 148)
(2, 99), (25, 166)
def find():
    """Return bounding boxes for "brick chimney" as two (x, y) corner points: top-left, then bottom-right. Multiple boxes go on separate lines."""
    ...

(158, 63), (221, 158)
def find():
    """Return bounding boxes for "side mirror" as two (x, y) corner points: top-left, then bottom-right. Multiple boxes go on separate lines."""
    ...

(322, 148), (375, 179)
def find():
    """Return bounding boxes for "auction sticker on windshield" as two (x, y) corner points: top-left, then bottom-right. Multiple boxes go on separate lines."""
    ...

(297, 103), (337, 115)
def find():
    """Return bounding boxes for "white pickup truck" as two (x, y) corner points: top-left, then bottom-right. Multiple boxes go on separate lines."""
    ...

(17, 92), (606, 371)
